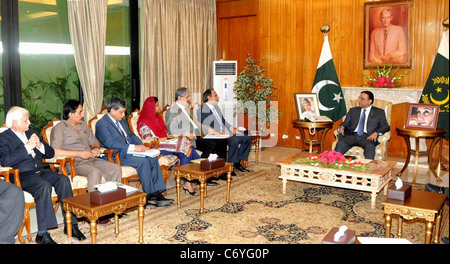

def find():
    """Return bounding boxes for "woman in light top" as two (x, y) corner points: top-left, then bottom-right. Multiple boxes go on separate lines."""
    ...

(138, 96), (200, 195)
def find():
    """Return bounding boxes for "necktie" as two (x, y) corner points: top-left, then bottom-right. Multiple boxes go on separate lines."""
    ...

(20, 133), (35, 158)
(115, 121), (126, 138)
(383, 29), (388, 55)
(357, 109), (366, 136)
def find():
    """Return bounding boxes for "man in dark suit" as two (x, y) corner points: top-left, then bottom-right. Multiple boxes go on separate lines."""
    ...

(0, 180), (24, 244)
(0, 106), (85, 244)
(335, 91), (390, 159)
(95, 98), (172, 207)
(199, 89), (252, 173)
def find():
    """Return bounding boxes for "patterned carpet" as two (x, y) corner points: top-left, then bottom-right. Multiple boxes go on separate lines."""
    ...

(46, 163), (448, 244)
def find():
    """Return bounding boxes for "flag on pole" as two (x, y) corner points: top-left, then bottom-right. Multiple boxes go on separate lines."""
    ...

(311, 34), (346, 122)
(419, 30), (449, 140)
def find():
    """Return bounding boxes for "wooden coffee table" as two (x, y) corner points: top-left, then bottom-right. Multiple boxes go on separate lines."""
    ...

(63, 191), (147, 244)
(382, 190), (447, 244)
(172, 162), (234, 213)
(278, 153), (396, 209)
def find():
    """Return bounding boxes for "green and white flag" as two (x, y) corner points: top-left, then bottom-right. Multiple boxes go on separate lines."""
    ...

(311, 34), (346, 122)
(419, 31), (449, 140)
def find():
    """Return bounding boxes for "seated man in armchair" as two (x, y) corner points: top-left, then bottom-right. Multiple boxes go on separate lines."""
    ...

(335, 91), (390, 160)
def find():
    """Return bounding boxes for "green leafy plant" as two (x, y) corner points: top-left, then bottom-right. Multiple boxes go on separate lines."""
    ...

(233, 54), (282, 129)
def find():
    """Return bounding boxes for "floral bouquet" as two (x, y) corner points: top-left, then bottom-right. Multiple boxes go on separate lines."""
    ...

(293, 150), (371, 171)
(363, 64), (409, 88)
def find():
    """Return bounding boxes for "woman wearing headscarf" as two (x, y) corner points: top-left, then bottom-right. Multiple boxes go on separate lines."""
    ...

(138, 96), (200, 195)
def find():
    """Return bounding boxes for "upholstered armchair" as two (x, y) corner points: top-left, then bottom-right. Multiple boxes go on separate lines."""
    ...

(331, 99), (392, 160)
(1, 126), (59, 244)
(42, 118), (90, 195)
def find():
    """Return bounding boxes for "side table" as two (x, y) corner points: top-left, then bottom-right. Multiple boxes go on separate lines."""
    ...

(395, 126), (447, 184)
(172, 162), (234, 213)
(63, 191), (147, 244)
(292, 119), (333, 153)
(382, 190), (447, 244)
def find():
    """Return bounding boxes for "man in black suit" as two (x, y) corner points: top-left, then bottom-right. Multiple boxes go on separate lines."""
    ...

(335, 91), (390, 159)
(199, 89), (252, 173)
(0, 106), (85, 244)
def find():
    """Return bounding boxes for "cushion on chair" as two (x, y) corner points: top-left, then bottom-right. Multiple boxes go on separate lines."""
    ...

(158, 154), (179, 167)
(121, 166), (138, 178)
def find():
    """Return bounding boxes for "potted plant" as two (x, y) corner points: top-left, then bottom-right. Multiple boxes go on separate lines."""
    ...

(233, 54), (281, 131)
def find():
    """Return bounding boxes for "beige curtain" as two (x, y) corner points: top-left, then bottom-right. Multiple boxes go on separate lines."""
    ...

(67, 0), (107, 121)
(140, 0), (217, 107)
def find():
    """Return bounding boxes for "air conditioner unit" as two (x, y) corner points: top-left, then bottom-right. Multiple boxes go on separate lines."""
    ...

(212, 60), (237, 126)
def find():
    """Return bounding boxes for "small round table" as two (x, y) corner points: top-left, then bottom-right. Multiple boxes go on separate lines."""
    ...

(396, 126), (447, 184)
(292, 120), (334, 153)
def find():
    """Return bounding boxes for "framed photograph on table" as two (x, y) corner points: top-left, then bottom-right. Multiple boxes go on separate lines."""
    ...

(405, 103), (439, 130)
(363, 0), (413, 69)
(294, 93), (320, 120)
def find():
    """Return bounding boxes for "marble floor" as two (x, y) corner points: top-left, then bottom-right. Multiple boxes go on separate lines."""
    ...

(20, 146), (449, 242)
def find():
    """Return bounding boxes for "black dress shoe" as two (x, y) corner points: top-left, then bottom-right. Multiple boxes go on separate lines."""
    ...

(64, 225), (86, 241)
(36, 232), (57, 244)
(147, 193), (173, 207)
(233, 163), (250, 172)
(425, 183), (449, 201)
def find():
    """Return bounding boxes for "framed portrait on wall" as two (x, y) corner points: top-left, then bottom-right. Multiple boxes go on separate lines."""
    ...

(363, 1), (413, 69)
(294, 93), (320, 120)
(405, 103), (439, 130)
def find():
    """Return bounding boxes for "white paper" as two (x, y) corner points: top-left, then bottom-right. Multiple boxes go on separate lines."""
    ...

(95, 181), (118, 193)
(334, 225), (348, 241)
(128, 149), (160, 158)
(357, 237), (412, 244)
(208, 153), (219, 161)
(395, 177), (403, 190)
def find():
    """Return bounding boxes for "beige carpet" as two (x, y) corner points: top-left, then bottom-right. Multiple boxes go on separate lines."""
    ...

(45, 162), (448, 244)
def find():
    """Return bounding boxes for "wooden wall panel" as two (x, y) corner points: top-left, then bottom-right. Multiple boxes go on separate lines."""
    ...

(217, 0), (449, 159)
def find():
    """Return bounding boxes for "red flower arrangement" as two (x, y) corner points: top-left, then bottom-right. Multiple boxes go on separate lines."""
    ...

(294, 150), (371, 171)
(362, 64), (409, 88)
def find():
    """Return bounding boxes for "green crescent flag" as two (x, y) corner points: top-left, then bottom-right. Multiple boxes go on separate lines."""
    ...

(311, 34), (346, 122)
(419, 31), (449, 140)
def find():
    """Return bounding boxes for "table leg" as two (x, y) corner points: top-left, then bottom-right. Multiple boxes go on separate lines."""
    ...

(371, 192), (376, 209)
(299, 129), (306, 152)
(282, 178), (287, 194)
(176, 172), (181, 209)
(90, 219), (97, 244)
(320, 128), (330, 153)
(226, 169), (232, 203)
(397, 217), (403, 238)
(385, 213), (392, 238)
(138, 204), (144, 244)
(413, 137), (420, 184)
(433, 211), (442, 244)
(425, 221), (434, 244)
(255, 136), (260, 164)
(429, 136), (443, 182)
(114, 214), (119, 236)
(65, 210), (72, 244)
(200, 180), (205, 214)
(397, 135), (411, 177)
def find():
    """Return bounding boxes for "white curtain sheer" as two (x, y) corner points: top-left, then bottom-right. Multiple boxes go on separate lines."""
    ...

(67, 0), (107, 121)
(140, 0), (217, 107)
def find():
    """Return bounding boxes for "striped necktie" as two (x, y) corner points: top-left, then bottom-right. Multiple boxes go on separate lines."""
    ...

(357, 109), (366, 136)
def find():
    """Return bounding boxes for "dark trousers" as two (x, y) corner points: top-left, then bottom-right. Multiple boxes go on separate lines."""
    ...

(0, 181), (25, 244)
(196, 138), (228, 159)
(335, 133), (377, 159)
(227, 135), (252, 163)
(118, 155), (166, 195)
(17, 170), (76, 231)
